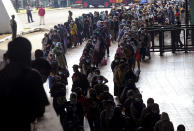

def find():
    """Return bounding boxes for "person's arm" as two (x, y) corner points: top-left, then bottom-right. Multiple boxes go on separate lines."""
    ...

(43, 8), (45, 16)
(15, 21), (17, 31)
(38, 9), (40, 16)
(102, 76), (108, 84)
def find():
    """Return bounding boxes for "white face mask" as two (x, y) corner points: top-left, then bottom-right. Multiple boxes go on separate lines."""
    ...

(97, 80), (102, 84)
(58, 71), (63, 75)
(52, 41), (56, 45)
(115, 59), (119, 62)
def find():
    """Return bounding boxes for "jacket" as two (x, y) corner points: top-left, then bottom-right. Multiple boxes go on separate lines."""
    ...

(38, 7), (45, 16)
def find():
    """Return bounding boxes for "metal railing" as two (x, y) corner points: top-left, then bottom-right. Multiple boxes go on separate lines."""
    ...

(141, 25), (194, 56)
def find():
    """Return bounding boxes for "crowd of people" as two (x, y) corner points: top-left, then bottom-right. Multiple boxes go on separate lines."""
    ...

(0, 1), (188, 131)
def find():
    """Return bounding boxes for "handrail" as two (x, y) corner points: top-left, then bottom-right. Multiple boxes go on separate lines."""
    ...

(141, 25), (194, 30)
(139, 24), (194, 55)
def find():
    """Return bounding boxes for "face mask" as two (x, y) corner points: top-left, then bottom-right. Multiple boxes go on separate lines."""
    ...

(86, 59), (90, 63)
(58, 71), (63, 75)
(97, 80), (102, 84)
(115, 59), (119, 62)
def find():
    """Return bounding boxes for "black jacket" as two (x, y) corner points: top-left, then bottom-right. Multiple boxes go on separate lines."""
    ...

(0, 63), (46, 131)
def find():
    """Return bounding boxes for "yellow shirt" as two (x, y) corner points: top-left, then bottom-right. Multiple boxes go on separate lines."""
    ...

(70, 23), (77, 36)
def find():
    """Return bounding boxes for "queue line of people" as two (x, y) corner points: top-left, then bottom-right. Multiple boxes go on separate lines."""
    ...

(48, 2), (187, 131)
(0, 1), (188, 131)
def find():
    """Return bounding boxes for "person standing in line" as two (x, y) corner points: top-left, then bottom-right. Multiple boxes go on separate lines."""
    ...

(177, 124), (185, 131)
(10, 15), (17, 40)
(26, 5), (34, 23)
(38, 5), (45, 25)
(0, 37), (47, 131)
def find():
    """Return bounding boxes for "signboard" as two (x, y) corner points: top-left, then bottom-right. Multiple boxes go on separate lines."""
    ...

(141, 0), (148, 3)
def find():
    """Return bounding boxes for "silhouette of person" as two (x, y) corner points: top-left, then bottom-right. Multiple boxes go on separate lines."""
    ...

(0, 37), (47, 131)
(10, 15), (17, 40)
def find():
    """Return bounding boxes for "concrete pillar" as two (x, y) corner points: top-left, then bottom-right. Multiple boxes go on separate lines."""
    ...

(43, 0), (47, 7)
(191, 0), (194, 46)
(0, 0), (23, 34)
(67, 0), (70, 7)
(191, 0), (194, 25)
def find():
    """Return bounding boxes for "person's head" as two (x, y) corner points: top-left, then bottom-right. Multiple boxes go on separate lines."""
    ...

(11, 15), (15, 19)
(95, 69), (100, 75)
(69, 10), (72, 16)
(83, 49), (88, 55)
(91, 67), (96, 73)
(177, 124), (185, 131)
(88, 88), (96, 99)
(31, 58), (51, 83)
(161, 112), (170, 121)
(147, 98), (154, 107)
(70, 92), (77, 104)
(7, 37), (32, 65)
(151, 103), (160, 114)
(72, 64), (79, 72)
(44, 33), (48, 37)
(35, 49), (44, 59)
(114, 54), (120, 60)
(70, 20), (74, 25)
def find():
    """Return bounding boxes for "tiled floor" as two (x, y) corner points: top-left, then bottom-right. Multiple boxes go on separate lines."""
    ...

(137, 52), (194, 131)
(38, 40), (194, 131)
(0, 33), (194, 131)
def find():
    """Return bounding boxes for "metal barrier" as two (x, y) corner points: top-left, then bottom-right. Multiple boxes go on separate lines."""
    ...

(141, 25), (194, 56)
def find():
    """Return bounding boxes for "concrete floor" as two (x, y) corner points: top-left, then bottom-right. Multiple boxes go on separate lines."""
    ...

(0, 31), (194, 131)
(18, 8), (111, 30)
(40, 39), (194, 131)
